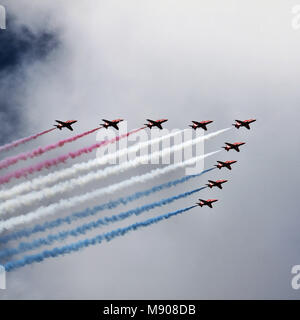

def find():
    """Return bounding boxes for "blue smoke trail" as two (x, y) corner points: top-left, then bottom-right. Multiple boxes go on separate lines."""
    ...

(4, 205), (197, 271)
(0, 168), (214, 244)
(0, 187), (205, 260)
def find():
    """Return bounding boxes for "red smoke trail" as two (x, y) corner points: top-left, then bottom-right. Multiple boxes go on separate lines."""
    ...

(0, 127), (145, 185)
(0, 128), (56, 153)
(0, 127), (101, 170)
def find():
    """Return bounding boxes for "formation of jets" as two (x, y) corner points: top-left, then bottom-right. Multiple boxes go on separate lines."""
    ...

(53, 118), (256, 132)
(197, 119), (255, 208)
(52, 118), (256, 210)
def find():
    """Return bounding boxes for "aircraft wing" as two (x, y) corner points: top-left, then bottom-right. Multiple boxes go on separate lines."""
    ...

(147, 120), (163, 129)
(245, 123), (250, 129)
(192, 121), (200, 125)
(55, 120), (66, 125)
(146, 119), (155, 124)
(235, 119), (243, 124)
(225, 142), (234, 147)
(111, 122), (119, 130)
(65, 124), (73, 131)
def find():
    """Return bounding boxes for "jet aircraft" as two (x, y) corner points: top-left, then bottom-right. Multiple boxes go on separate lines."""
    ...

(206, 179), (228, 189)
(101, 119), (124, 130)
(197, 199), (218, 208)
(144, 119), (168, 130)
(222, 142), (245, 152)
(214, 160), (237, 170)
(232, 119), (256, 130)
(54, 120), (77, 131)
(189, 120), (213, 131)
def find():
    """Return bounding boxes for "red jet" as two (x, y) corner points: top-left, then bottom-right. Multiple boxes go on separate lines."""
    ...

(197, 199), (218, 208)
(54, 120), (77, 131)
(206, 179), (228, 189)
(214, 160), (237, 170)
(233, 119), (256, 130)
(101, 119), (124, 130)
(144, 119), (168, 130)
(222, 142), (245, 152)
(189, 120), (213, 131)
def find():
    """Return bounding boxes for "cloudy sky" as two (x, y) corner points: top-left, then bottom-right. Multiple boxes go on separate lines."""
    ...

(0, 0), (299, 299)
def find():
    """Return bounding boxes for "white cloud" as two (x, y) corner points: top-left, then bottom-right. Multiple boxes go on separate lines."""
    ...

(1, 0), (299, 299)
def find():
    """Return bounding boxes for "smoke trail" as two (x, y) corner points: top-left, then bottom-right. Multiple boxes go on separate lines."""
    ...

(0, 127), (144, 185)
(0, 128), (229, 214)
(0, 150), (220, 232)
(0, 128), (56, 153)
(0, 127), (101, 170)
(4, 205), (197, 272)
(0, 187), (205, 259)
(0, 168), (214, 244)
(0, 129), (185, 201)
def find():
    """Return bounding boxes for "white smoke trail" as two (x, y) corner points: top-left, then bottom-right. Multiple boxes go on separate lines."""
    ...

(0, 128), (229, 215)
(0, 150), (221, 232)
(0, 129), (183, 201)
